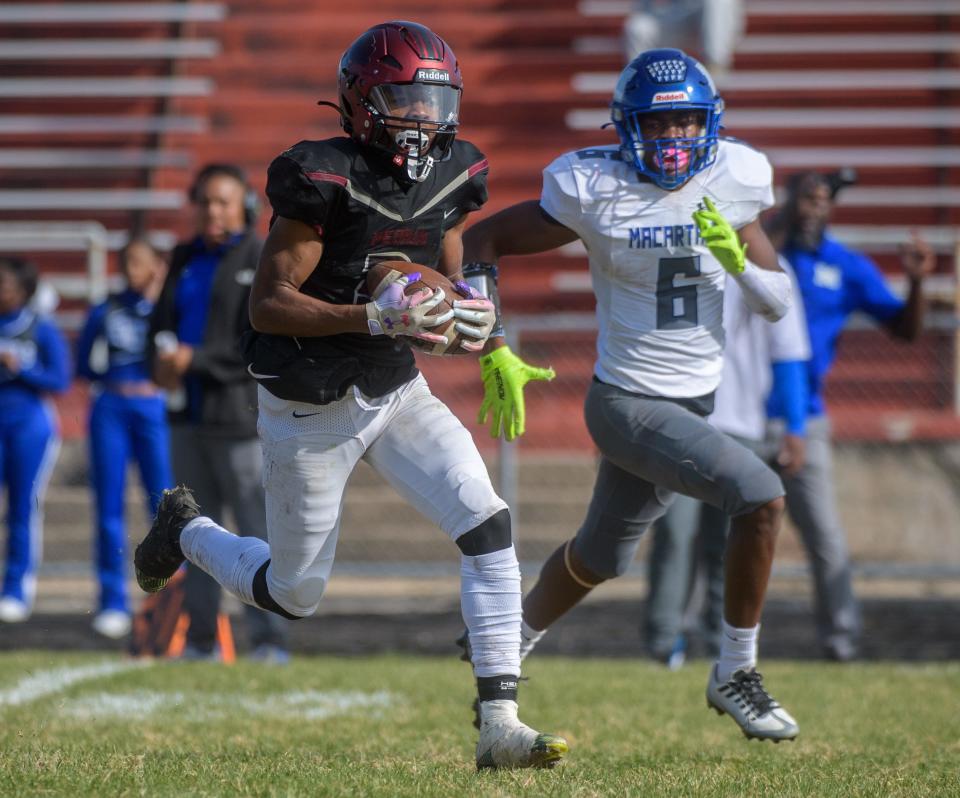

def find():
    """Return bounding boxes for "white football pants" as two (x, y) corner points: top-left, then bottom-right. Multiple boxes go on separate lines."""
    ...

(256, 375), (509, 617)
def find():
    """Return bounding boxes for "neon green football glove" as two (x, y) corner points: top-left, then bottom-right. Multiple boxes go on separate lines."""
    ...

(478, 345), (556, 442)
(692, 196), (747, 275)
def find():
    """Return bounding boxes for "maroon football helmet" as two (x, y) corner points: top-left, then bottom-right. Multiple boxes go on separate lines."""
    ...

(336, 21), (462, 182)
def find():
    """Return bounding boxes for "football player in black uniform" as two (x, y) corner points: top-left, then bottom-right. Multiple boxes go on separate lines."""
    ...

(134, 20), (567, 770)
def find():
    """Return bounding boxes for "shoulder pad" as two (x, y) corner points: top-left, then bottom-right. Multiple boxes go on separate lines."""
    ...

(717, 138), (772, 190)
(278, 137), (356, 177)
(573, 148), (620, 161)
(447, 139), (488, 174)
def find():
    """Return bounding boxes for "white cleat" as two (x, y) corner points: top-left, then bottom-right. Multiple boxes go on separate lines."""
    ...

(0, 596), (30, 623)
(475, 700), (568, 770)
(706, 665), (799, 742)
(91, 609), (132, 639)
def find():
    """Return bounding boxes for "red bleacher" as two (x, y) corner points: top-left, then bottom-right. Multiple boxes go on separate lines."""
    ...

(1, 0), (957, 444)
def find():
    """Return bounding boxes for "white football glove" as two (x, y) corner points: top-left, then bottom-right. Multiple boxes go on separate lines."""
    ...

(451, 279), (496, 352)
(365, 271), (453, 345)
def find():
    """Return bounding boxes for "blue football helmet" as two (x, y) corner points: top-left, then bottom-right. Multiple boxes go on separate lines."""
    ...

(611, 48), (724, 190)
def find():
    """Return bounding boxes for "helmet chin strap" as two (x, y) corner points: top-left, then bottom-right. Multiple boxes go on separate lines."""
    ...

(394, 128), (434, 182)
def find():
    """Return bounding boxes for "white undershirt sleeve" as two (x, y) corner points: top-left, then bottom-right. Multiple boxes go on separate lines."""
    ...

(731, 260), (792, 322)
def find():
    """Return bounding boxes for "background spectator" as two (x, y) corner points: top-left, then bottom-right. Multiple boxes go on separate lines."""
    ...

(148, 163), (289, 663)
(0, 256), (70, 623)
(75, 237), (173, 639)
(764, 170), (935, 661)
(624, 0), (745, 72)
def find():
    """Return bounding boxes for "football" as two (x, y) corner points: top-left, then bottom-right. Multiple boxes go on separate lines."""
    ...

(365, 260), (471, 356)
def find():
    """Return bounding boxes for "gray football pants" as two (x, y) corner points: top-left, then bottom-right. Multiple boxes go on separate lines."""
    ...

(645, 416), (860, 657)
(644, 434), (759, 657)
(572, 380), (783, 585)
(171, 425), (289, 653)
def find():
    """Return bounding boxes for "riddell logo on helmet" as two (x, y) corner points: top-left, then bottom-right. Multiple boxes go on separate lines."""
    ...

(416, 69), (449, 82)
(652, 91), (690, 103)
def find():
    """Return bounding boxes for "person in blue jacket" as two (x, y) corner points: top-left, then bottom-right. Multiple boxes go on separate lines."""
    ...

(0, 256), (70, 624)
(765, 170), (934, 661)
(75, 238), (173, 639)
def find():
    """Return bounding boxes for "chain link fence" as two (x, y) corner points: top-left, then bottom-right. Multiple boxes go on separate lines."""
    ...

(320, 288), (960, 585)
(34, 259), (960, 595)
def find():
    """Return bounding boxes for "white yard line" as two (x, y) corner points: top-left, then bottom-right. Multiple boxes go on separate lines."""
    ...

(60, 689), (397, 722)
(62, 689), (183, 719)
(0, 660), (149, 708)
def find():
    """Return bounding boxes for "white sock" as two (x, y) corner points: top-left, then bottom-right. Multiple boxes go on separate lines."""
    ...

(460, 546), (522, 678)
(717, 620), (759, 682)
(179, 516), (270, 607)
(519, 619), (545, 661)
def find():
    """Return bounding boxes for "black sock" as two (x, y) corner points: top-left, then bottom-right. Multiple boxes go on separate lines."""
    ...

(477, 674), (519, 703)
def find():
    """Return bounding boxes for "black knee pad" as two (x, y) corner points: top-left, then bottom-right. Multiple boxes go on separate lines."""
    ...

(252, 560), (308, 621)
(455, 509), (512, 556)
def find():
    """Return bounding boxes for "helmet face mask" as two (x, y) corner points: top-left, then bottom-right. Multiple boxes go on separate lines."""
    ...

(336, 21), (462, 182)
(611, 49), (723, 190)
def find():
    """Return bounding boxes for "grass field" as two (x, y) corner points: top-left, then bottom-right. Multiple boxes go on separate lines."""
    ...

(0, 652), (957, 797)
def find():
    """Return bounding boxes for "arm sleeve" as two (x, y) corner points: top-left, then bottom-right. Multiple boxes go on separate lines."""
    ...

(265, 153), (336, 231)
(767, 259), (811, 363)
(770, 360), (808, 435)
(74, 303), (106, 381)
(850, 251), (904, 323)
(732, 262), (792, 322)
(539, 156), (588, 241)
(19, 321), (71, 393)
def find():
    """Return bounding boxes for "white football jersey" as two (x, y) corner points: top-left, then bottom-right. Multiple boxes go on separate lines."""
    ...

(709, 260), (811, 441)
(540, 139), (775, 398)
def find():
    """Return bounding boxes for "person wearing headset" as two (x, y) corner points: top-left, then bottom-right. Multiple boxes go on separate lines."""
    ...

(147, 164), (290, 662)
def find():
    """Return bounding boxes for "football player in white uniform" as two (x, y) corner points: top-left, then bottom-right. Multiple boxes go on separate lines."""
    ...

(461, 49), (799, 742)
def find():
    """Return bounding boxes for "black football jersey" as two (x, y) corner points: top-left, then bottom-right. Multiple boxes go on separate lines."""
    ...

(245, 136), (488, 405)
